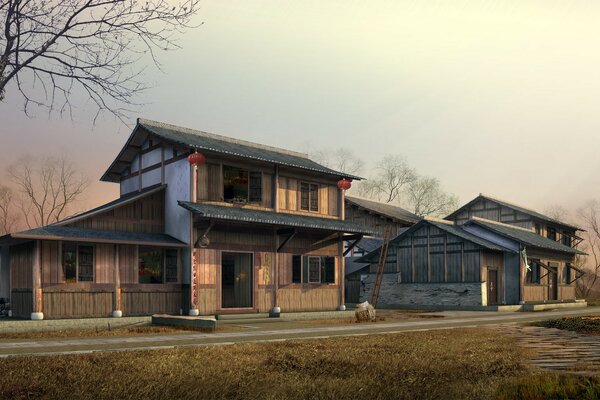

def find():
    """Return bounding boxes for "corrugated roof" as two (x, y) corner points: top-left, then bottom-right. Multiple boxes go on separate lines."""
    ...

(9, 226), (186, 247)
(179, 201), (377, 235)
(345, 256), (371, 276)
(465, 218), (585, 255)
(345, 196), (421, 224)
(355, 237), (384, 253)
(447, 194), (582, 231)
(102, 118), (362, 182)
(56, 185), (165, 226)
(355, 218), (510, 263)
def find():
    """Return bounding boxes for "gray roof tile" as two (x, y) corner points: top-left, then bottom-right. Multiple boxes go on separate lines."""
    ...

(345, 196), (421, 224)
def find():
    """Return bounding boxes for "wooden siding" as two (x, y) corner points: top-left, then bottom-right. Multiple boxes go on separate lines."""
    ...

(42, 291), (113, 318)
(119, 245), (138, 284)
(65, 190), (165, 233)
(521, 256), (577, 303)
(345, 203), (413, 238)
(481, 251), (504, 304)
(121, 289), (182, 316)
(277, 287), (339, 312)
(10, 242), (33, 289)
(450, 198), (533, 229)
(277, 176), (339, 218)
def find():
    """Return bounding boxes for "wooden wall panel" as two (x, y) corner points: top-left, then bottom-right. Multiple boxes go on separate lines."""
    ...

(328, 186), (338, 217)
(10, 289), (32, 318)
(262, 173), (273, 209)
(42, 291), (113, 318)
(10, 242), (33, 289)
(319, 185), (329, 215)
(277, 287), (339, 312)
(122, 290), (182, 315)
(95, 244), (115, 284)
(278, 178), (288, 210)
(523, 285), (546, 302)
(42, 241), (61, 284)
(66, 190), (164, 233)
(198, 288), (216, 315)
(256, 289), (274, 313)
(119, 245), (138, 284)
(207, 163), (222, 201)
(287, 178), (298, 210)
(197, 163), (209, 201)
(558, 285), (576, 300)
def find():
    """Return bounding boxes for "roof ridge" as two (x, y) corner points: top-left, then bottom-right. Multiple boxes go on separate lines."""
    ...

(470, 216), (534, 232)
(424, 216), (454, 225)
(138, 118), (310, 160)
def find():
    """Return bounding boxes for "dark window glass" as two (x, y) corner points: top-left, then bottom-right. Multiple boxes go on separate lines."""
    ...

(223, 166), (249, 203)
(78, 246), (94, 282)
(62, 243), (77, 283)
(547, 227), (557, 241)
(534, 223), (541, 235)
(526, 261), (541, 284)
(308, 256), (321, 283)
(321, 257), (335, 283)
(562, 234), (572, 247)
(292, 255), (302, 283)
(300, 182), (319, 212)
(564, 264), (572, 284)
(249, 171), (262, 203)
(165, 249), (178, 283)
(139, 247), (164, 284)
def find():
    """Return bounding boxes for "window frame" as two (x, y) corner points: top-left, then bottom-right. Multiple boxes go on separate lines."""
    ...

(299, 182), (319, 212)
(222, 164), (262, 204)
(525, 260), (541, 284)
(61, 242), (95, 283)
(138, 246), (180, 284)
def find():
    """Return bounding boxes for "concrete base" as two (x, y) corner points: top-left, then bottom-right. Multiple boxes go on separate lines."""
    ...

(337, 305), (347, 311)
(152, 314), (216, 330)
(112, 310), (123, 318)
(189, 309), (200, 316)
(269, 306), (281, 318)
(30, 312), (44, 320)
(523, 300), (587, 312)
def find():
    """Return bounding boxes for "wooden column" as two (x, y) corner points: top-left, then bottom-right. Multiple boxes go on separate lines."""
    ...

(338, 234), (346, 310)
(272, 230), (280, 315)
(460, 242), (465, 282)
(339, 188), (345, 220)
(519, 247), (526, 303)
(31, 240), (43, 320)
(273, 165), (279, 211)
(426, 225), (431, 282)
(189, 162), (200, 316)
(112, 244), (122, 317)
(443, 234), (448, 282)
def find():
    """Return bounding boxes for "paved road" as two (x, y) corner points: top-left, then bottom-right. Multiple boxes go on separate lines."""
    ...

(1, 307), (599, 358)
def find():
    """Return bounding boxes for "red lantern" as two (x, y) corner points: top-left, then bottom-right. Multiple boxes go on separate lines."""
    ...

(337, 178), (352, 191)
(187, 151), (206, 165)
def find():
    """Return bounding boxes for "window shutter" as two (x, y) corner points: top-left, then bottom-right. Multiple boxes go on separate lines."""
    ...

(302, 256), (309, 283)
(292, 255), (302, 283)
(322, 257), (335, 283)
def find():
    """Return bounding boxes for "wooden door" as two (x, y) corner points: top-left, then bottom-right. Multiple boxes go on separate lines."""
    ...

(487, 269), (498, 305)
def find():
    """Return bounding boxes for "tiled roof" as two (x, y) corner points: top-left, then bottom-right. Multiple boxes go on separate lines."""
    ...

(179, 201), (377, 235)
(102, 118), (362, 182)
(345, 196), (421, 224)
(465, 218), (585, 255)
(9, 226), (186, 247)
(447, 194), (582, 231)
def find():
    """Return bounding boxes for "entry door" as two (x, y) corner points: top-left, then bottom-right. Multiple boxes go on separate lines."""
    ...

(221, 252), (253, 308)
(487, 269), (498, 305)
(548, 271), (558, 301)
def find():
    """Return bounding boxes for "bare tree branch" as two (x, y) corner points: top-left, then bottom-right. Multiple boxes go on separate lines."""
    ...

(0, 0), (201, 122)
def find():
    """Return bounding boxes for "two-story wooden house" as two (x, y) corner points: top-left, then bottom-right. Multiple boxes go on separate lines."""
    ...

(0, 119), (375, 320)
(356, 194), (586, 310)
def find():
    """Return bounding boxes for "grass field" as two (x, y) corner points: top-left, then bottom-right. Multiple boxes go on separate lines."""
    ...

(1, 328), (599, 400)
(531, 316), (600, 335)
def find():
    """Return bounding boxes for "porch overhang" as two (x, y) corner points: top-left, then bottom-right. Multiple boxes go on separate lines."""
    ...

(178, 201), (377, 236)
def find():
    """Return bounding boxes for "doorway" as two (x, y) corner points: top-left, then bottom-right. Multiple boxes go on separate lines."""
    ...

(548, 271), (558, 301)
(487, 269), (498, 306)
(221, 252), (253, 309)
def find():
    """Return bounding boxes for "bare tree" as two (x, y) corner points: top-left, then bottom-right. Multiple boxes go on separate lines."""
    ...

(311, 147), (364, 176)
(356, 155), (416, 203)
(0, 0), (199, 122)
(8, 155), (88, 228)
(405, 176), (459, 217)
(544, 205), (571, 223)
(0, 184), (18, 234)
(576, 201), (600, 299)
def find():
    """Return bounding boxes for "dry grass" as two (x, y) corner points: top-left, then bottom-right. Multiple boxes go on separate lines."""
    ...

(497, 374), (600, 400)
(0, 328), (548, 400)
(531, 316), (600, 336)
(0, 324), (239, 341)
(301, 309), (443, 325)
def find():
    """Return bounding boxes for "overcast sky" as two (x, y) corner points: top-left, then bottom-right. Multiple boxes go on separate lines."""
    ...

(2, 0), (600, 218)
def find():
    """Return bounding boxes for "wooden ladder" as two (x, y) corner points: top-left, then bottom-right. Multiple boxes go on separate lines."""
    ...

(370, 226), (393, 308)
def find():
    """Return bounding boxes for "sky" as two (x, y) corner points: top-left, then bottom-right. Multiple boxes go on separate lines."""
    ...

(2, 0), (600, 219)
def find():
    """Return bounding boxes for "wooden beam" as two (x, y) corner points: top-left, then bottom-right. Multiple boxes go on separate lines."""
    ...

(195, 220), (214, 247)
(277, 229), (296, 253)
(276, 228), (296, 236)
(343, 235), (363, 256)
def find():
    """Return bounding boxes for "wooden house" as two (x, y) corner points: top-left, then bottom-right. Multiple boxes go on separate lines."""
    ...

(355, 195), (586, 310)
(0, 119), (375, 320)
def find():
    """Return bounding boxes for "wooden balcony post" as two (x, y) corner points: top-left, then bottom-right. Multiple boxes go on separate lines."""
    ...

(31, 240), (43, 320)
(112, 244), (122, 318)
(271, 230), (280, 316)
(337, 234), (346, 311)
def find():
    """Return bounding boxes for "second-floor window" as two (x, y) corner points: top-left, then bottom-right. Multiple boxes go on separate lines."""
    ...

(547, 227), (557, 241)
(562, 233), (572, 247)
(223, 165), (262, 204)
(300, 182), (319, 212)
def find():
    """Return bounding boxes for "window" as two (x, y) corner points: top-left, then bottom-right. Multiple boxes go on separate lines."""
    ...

(526, 260), (541, 284)
(547, 227), (557, 241)
(165, 249), (178, 283)
(562, 233), (572, 247)
(300, 182), (319, 212)
(292, 255), (335, 284)
(223, 165), (262, 204)
(534, 223), (541, 235)
(61, 244), (94, 283)
(139, 247), (164, 284)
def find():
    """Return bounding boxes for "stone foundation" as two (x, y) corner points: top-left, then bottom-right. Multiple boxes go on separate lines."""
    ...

(360, 273), (483, 308)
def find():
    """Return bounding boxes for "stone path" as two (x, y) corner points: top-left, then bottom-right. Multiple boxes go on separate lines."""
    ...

(496, 324), (600, 375)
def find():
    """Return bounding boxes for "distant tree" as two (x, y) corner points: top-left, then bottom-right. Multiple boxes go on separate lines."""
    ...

(0, 0), (199, 121)
(354, 155), (417, 204)
(0, 185), (17, 234)
(544, 205), (571, 223)
(405, 176), (459, 217)
(8, 155), (88, 228)
(311, 147), (364, 176)
(576, 201), (600, 299)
